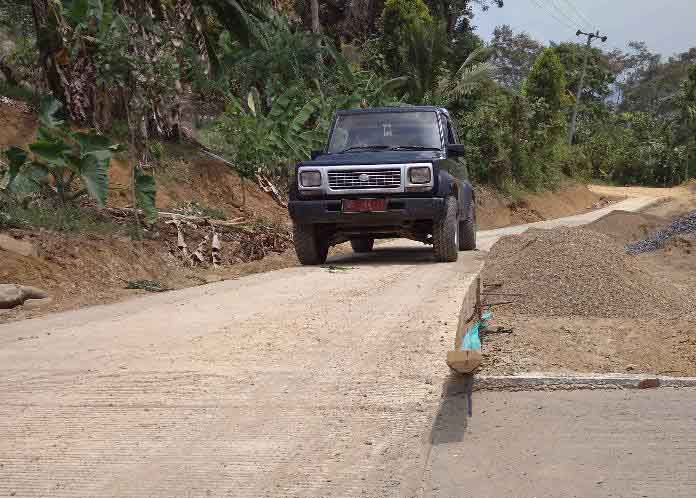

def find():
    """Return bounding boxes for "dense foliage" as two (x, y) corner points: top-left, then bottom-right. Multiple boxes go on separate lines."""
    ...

(1, 0), (695, 202)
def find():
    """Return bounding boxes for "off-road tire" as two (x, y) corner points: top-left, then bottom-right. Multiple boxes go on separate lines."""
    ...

(459, 200), (477, 251)
(350, 238), (374, 253)
(293, 223), (329, 265)
(433, 196), (459, 262)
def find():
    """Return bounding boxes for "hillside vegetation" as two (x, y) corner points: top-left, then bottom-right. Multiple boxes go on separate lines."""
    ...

(1, 0), (695, 226)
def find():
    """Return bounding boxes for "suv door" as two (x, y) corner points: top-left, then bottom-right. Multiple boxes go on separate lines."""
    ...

(441, 115), (468, 181)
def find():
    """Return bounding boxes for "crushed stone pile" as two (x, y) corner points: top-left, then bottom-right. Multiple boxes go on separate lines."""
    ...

(586, 210), (667, 245)
(482, 227), (694, 320)
(626, 209), (696, 254)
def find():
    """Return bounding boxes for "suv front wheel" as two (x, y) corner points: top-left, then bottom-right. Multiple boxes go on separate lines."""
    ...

(433, 196), (459, 262)
(293, 223), (329, 265)
(459, 200), (477, 251)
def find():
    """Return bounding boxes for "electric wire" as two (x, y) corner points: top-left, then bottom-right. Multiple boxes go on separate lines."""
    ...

(557, 0), (596, 30)
(547, 0), (588, 30)
(527, 0), (576, 30)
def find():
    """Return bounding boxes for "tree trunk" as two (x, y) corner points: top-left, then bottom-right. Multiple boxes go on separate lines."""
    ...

(30, 0), (199, 140)
(32, 0), (99, 125)
(0, 57), (19, 86)
(339, 0), (379, 42)
(310, 0), (320, 34)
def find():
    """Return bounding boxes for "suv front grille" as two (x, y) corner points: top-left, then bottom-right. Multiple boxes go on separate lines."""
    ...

(328, 169), (401, 190)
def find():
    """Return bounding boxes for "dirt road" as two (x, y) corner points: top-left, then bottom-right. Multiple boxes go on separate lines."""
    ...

(0, 195), (664, 497)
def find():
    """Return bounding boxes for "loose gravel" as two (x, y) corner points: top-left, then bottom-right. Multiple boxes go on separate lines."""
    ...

(626, 210), (696, 254)
(482, 227), (695, 320)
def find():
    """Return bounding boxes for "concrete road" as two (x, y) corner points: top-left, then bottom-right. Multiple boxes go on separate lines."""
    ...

(424, 387), (696, 498)
(0, 196), (667, 498)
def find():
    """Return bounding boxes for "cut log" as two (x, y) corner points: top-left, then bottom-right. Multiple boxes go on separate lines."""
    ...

(191, 234), (209, 264)
(211, 228), (221, 267)
(0, 284), (49, 309)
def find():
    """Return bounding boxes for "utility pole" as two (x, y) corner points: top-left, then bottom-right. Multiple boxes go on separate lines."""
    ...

(568, 30), (607, 145)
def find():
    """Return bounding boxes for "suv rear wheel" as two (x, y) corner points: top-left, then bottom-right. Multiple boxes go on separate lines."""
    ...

(459, 200), (477, 251)
(433, 196), (458, 262)
(293, 223), (329, 265)
(350, 238), (374, 253)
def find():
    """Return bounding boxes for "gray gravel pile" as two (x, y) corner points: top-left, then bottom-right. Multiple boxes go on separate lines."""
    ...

(626, 210), (696, 254)
(482, 227), (693, 320)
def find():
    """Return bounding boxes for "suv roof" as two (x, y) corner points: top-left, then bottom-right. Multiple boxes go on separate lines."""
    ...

(336, 106), (450, 117)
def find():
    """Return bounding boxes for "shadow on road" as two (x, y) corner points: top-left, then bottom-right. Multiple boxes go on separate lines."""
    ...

(327, 246), (437, 266)
(430, 373), (474, 445)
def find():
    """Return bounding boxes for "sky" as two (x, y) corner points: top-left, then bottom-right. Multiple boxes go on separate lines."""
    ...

(474, 0), (695, 58)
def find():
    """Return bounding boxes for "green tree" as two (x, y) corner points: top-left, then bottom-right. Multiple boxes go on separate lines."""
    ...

(222, 15), (347, 111)
(491, 24), (542, 90)
(380, 0), (433, 76)
(552, 41), (614, 102)
(678, 65), (696, 180)
(401, 20), (449, 103)
(525, 48), (566, 112)
(619, 44), (696, 113)
(438, 46), (495, 107)
(425, 0), (503, 35)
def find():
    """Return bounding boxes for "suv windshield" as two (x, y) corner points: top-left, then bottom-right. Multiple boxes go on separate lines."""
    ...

(327, 111), (442, 153)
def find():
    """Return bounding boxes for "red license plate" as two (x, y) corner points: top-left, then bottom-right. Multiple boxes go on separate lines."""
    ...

(342, 199), (387, 213)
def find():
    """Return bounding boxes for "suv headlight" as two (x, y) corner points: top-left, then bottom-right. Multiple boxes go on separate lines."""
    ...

(300, 170), (322, 187)
(408, 166), (432, 184)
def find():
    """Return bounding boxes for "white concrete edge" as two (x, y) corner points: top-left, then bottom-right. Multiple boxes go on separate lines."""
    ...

(473, 373), (696, 391)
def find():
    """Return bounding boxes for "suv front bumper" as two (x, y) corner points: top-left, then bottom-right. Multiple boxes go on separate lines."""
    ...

(289, 197), (445, 225)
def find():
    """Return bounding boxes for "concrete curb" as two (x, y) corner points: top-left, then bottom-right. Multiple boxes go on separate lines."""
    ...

(474, 373), (696, 391)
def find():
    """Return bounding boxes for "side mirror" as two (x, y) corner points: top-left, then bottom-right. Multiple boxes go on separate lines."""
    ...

(310, 149), (324, 160)
(447, 144), (466, 157)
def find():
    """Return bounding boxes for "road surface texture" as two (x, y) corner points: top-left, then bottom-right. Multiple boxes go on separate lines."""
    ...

(424, 388), (696, 498)
(1, 195), (685, 498)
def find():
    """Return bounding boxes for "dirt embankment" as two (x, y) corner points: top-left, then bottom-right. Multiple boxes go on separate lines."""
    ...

(0, 221), (295, 323)
(482, 188), (696, 376)
(476, 183), (611, 230)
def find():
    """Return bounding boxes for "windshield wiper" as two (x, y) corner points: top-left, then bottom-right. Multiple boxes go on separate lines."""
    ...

(338, 145), (391, 153)
(389, 145), (442, 151)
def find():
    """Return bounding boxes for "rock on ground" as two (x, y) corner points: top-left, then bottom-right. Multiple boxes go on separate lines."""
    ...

(0, 284), (49, 309)
(0, 234), (38, 257)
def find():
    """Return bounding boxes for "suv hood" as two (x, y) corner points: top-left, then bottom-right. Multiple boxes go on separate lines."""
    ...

(299, 150), (444, 167)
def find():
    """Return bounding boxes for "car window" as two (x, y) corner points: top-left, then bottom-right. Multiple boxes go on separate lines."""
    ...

(444, 117), (456, 144)
(328, 111), (442, 152)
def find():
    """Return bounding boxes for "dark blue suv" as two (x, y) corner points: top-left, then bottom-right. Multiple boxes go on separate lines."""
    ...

(288, 106), (476, 264)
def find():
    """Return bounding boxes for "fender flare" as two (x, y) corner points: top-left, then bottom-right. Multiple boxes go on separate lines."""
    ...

(437, 171), (474, 218)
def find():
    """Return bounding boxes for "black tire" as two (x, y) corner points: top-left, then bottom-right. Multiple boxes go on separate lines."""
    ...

(293, 223), (329, 265)
(350, 238), (374, 253)
(433, 196), (459, 262)
(459, 200), (477, 251)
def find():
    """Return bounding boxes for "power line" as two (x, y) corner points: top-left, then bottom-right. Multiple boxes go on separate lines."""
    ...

(528, 0), (576, 31)
(547, 0), (588, 30)
(557, 0), (595, 31)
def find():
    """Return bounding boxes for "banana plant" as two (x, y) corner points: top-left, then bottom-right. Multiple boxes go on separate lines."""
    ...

(3, 97), (157, 220)
(216, 85), (324, 171)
